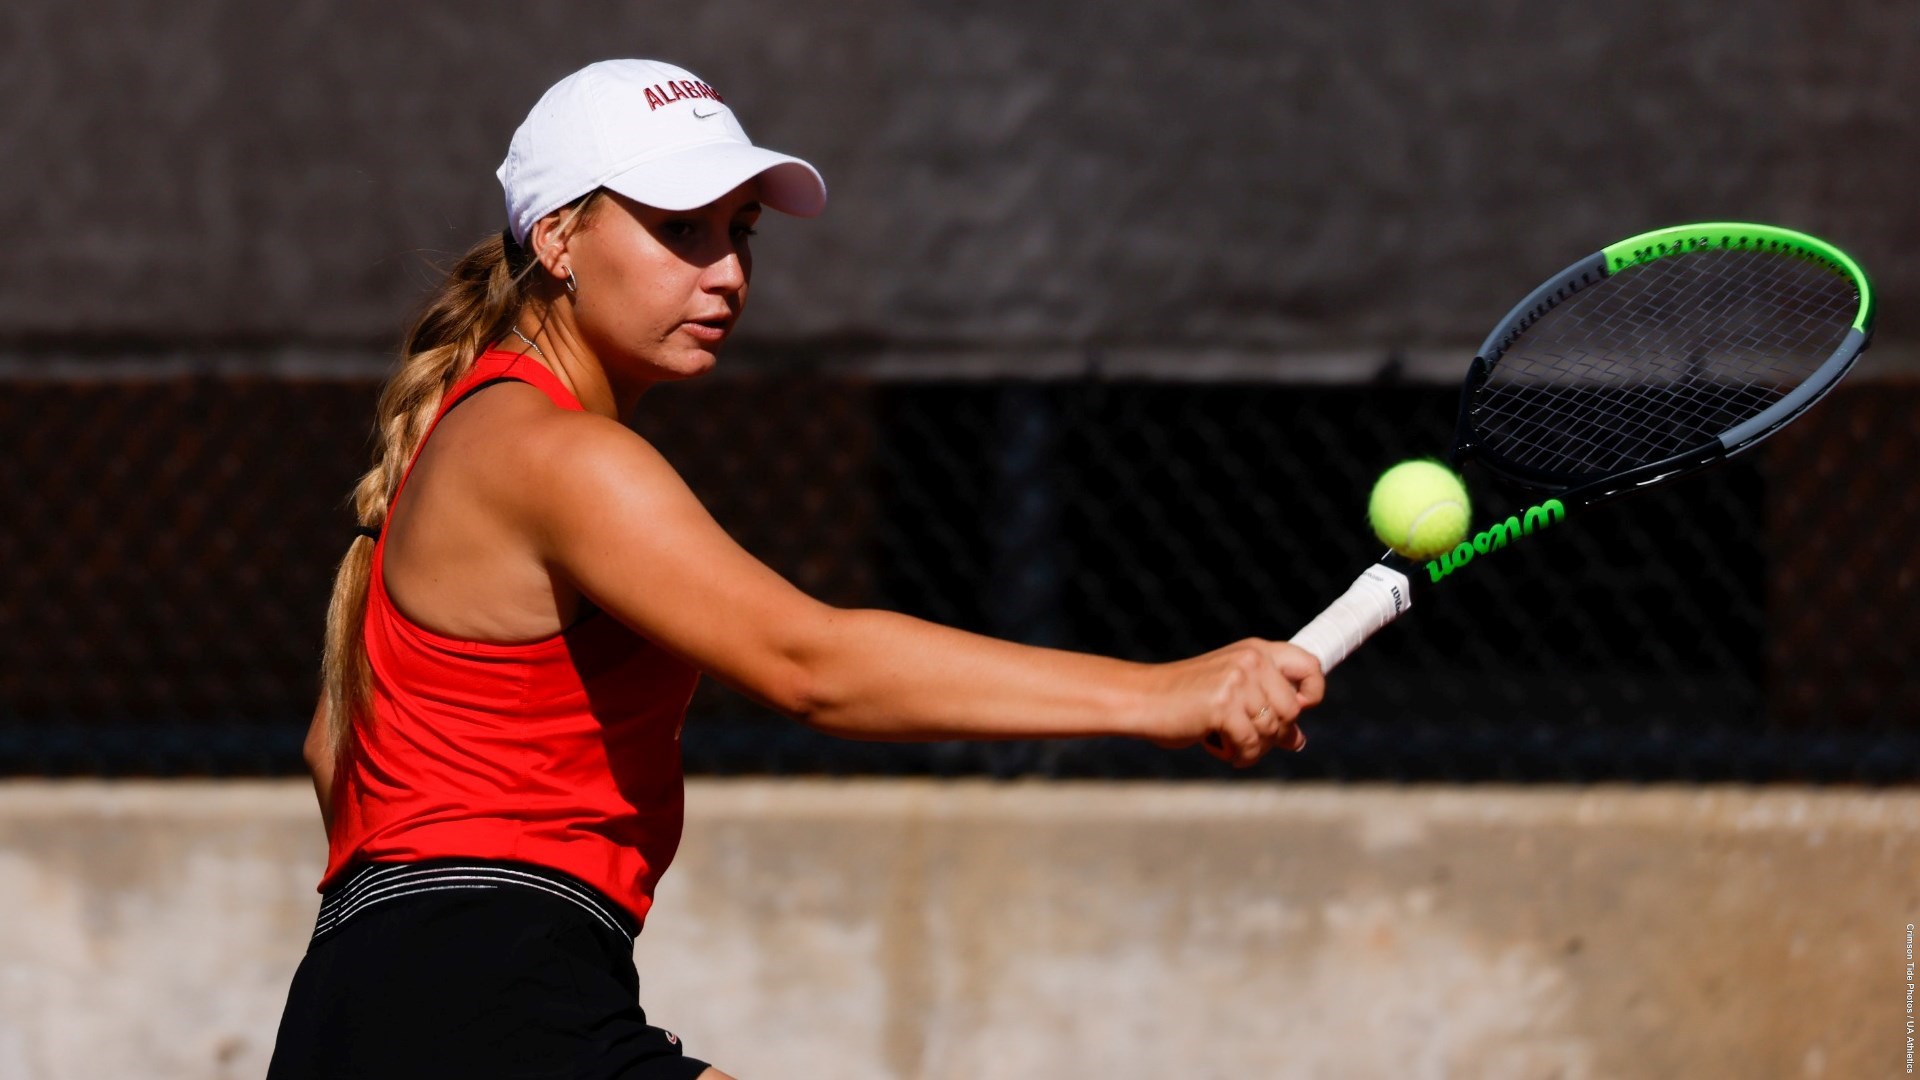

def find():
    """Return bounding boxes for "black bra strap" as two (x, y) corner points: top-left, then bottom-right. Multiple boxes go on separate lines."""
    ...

(447, 375), (521, 412)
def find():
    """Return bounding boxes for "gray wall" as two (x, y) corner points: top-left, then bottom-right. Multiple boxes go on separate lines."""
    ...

(5, 0), (1912, 360)
(2, 780), (1913, 1079)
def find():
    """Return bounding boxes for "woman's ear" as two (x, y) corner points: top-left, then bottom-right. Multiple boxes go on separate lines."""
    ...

(526, 211), (575, 285)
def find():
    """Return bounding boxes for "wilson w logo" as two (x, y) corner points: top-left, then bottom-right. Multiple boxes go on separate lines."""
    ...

(1424, 499), (1566, 583)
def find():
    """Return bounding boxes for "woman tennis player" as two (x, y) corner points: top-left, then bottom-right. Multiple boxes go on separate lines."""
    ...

(267, 59), (1323, 1079)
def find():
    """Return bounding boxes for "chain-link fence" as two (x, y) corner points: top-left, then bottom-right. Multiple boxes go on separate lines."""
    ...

(1, 354), (1913, 781)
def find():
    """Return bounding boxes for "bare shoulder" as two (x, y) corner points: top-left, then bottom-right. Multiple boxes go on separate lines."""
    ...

(435, 384), (688, 533)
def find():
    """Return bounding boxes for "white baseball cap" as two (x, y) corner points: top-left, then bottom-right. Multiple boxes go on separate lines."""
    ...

(497, 59), (827, 246)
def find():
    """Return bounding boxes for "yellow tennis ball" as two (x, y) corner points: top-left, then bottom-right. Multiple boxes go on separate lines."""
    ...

(1368, 459), (1471, 559)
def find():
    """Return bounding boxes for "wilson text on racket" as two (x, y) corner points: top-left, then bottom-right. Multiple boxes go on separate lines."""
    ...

(1422, 498), (1566, 583)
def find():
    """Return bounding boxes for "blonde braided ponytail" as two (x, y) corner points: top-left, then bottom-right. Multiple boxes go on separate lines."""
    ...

(318, 193), (603, 756)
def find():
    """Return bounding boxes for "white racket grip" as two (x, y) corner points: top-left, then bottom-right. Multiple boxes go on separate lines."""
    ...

(1290, 564), (1413, 674)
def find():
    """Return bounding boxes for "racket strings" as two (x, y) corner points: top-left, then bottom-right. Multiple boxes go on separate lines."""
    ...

(1491, 252), (1850, 467)
(1474, 247), (1857, 477)
(1497, 251), (1827, 390)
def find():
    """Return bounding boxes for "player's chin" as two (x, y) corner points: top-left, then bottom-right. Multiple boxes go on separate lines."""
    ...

(652, 344), (722, 381)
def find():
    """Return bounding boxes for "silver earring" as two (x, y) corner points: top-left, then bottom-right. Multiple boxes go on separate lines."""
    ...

(565, 270), (578, 296)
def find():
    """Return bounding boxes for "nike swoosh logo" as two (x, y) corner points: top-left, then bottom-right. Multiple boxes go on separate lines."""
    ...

(692, 108), (721, 119)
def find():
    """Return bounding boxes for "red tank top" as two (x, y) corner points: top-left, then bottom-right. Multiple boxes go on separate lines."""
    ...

(321, 348), (700, 925)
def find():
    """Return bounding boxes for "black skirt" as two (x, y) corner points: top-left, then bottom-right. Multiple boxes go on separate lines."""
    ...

(267, 859), (711, 1080)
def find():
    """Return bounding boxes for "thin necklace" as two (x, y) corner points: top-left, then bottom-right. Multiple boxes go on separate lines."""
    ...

(508, 327), (544, 358)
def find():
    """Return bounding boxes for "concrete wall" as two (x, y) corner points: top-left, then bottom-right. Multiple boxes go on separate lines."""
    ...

(6, 0), (1916, 362)
(0, 779), (1912, 1078)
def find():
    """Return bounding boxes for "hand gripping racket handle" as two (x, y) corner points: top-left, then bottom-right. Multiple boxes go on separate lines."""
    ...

(1290, 563), (1412, 674)
(1204, 562), (1412, 756)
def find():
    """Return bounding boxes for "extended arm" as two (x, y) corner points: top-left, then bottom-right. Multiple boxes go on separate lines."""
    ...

(518, 414), (1321, 764)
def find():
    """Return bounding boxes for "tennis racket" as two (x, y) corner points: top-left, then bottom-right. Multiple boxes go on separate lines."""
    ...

(1291, 221), (1874, 674)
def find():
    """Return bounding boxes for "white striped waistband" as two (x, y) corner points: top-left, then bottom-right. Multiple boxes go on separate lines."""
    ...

(314, 860), (636, 945)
